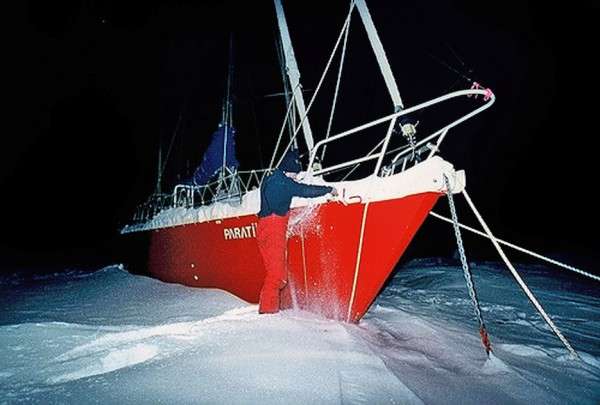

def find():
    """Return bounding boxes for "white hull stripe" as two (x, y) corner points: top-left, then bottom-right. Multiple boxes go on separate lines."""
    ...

(346, 202), (370, 322)
(300, 226), (309, 301)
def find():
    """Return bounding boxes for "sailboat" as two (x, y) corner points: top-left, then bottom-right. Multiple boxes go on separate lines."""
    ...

(121, 0), (495, 323)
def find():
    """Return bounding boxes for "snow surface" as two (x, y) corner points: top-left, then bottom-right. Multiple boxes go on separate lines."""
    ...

(1, 260), (599, 404)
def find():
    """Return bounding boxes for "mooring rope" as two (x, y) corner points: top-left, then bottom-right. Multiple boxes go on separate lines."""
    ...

(461, 188), (580, 360)
(429, 211), (600, 283)
(444, 176), (492, 356)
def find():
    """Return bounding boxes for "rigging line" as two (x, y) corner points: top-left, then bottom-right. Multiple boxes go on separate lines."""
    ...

(340, 134), (417, 181)
(445, 42), (466, 67)
(445, 76), (463, 94)
(424, 50), (474, 83)
(321, 0), (354, 162)
(263, 84), (301, 181)
(429, 211), (600, 283)
(160, 100), (186, 181)
(245, 65), (265, 169)
(340, 137), (386, 181)
(384, 143), (412, 157)
(442, 43), (471, 93)
(275, 1), (356, 170)
(263, 89), (313, 98)
(249, 98), (264, 169)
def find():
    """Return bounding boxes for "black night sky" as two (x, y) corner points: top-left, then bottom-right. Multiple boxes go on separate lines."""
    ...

(3, 1), (599, 273)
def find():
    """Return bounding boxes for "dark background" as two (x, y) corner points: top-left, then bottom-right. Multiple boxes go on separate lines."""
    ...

(3, 0), (599, 273)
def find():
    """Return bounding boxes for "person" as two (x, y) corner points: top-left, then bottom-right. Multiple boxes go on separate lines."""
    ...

(256, 148), (336, 314)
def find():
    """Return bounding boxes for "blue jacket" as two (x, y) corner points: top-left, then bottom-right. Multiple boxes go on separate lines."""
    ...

(258, 169), (333, 217)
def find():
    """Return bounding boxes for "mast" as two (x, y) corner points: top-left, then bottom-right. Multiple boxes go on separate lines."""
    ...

(155, 138), (162, 193)
(273, 0), (315, 151)
(354, 0), (403, 111)
(222, 34), (234, 171)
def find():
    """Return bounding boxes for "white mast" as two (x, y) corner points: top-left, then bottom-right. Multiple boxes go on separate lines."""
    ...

(222, 35), (233, 171)
(156, 138), (162, 193)
(273, 0), (315, 151)
(354, 0), (403, 111)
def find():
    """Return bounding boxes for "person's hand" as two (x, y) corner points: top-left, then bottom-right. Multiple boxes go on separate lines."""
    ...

(330, 187), (338, 197)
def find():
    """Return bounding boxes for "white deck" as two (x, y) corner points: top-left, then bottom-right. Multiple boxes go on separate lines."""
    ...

(121, 156), (464, 234)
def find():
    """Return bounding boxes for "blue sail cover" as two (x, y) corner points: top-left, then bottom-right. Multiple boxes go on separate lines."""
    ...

(193, 125), (239, 185)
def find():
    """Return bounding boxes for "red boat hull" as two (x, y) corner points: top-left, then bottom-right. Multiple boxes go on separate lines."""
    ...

(140, 192), (440, 322)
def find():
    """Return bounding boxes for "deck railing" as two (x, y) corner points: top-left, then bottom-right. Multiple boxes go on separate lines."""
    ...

(308, 88), (495, 178)
(131, 168), (269, 224)
(130, 88), (494, 226)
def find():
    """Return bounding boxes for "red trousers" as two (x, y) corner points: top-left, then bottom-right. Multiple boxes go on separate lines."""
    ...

(256, 213), (289, 313)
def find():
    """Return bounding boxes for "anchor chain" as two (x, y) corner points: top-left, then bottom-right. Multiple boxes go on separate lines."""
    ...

(444, 175), (492, 356)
